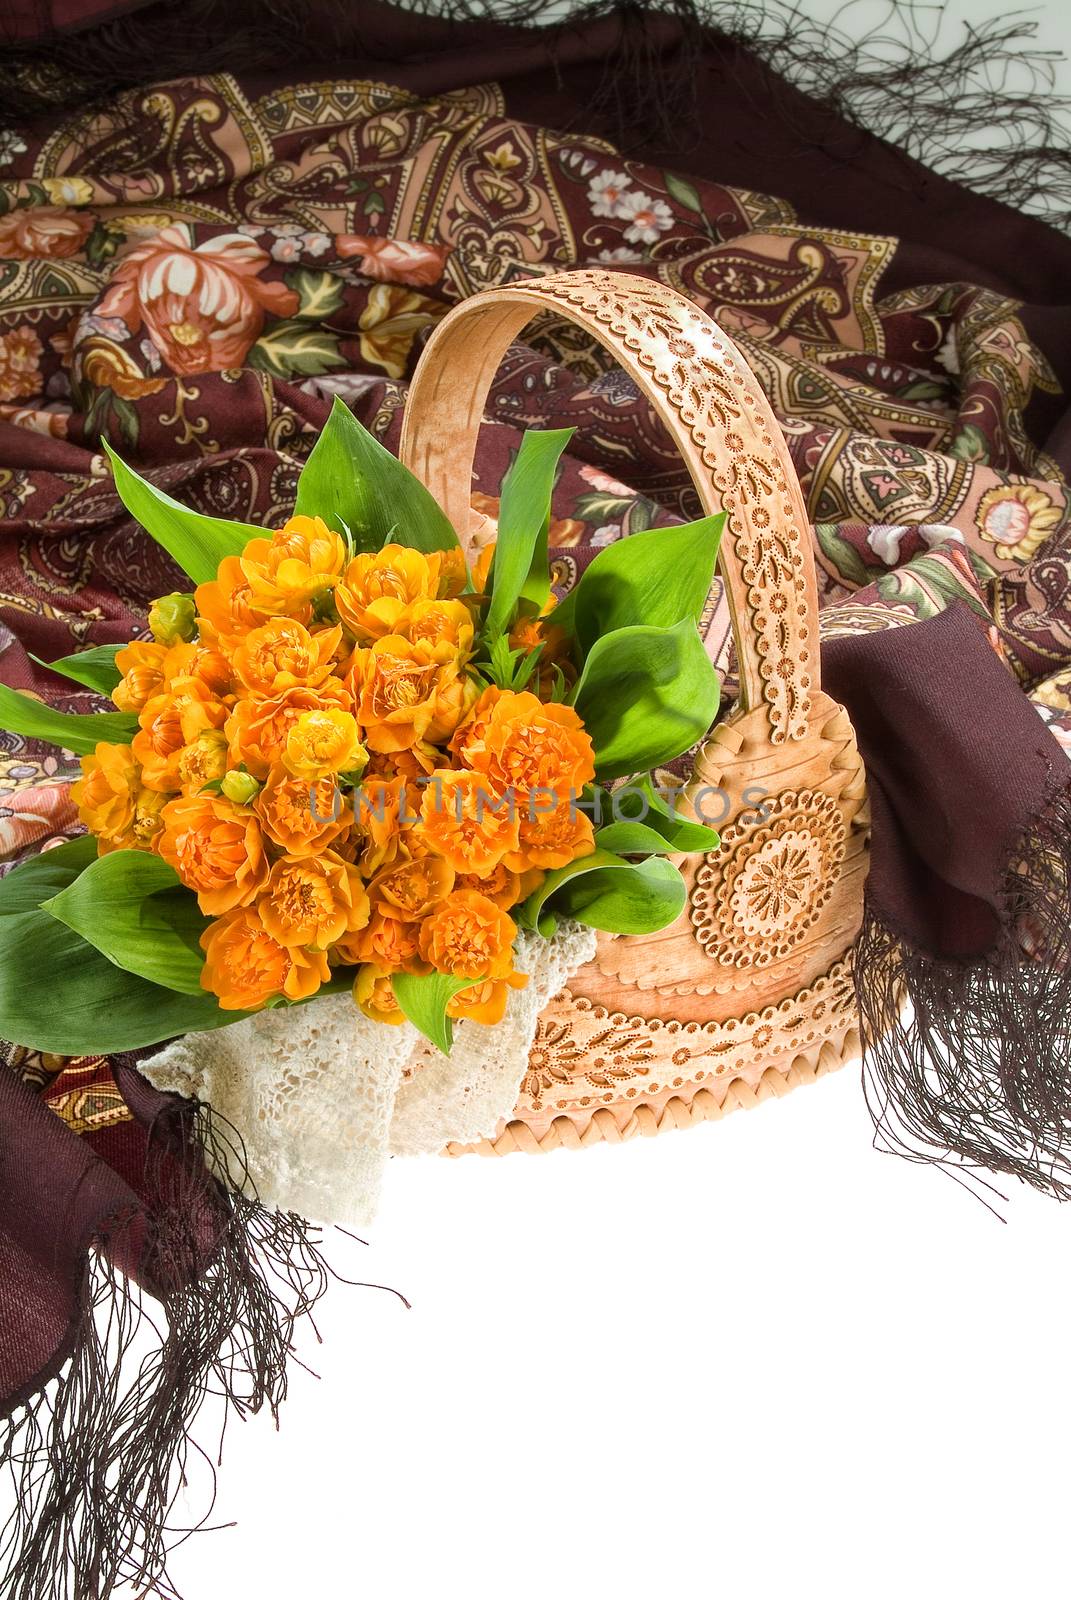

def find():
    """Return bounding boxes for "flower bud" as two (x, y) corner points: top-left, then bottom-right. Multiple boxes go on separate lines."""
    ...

(221, 769), (262, 806)
(149, 591), (197, 645)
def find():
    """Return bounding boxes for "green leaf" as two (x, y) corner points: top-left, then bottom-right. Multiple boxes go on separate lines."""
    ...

(0, 835), (98, 916)
(517, 849), (686, 937)
(295, 395), (462, 555)
(103, 440), (254, 584)
(284, 266), (346, 322)
(0, 837), (249, 1052)
(246, 319), (343, 379)
(593, 820), (688, 856)
(42, 850), (209, 996)
(608, 774), (720, 853)
(0, 684), (137, 754)
(0, 909), (250, 1054)
(567, 514), (724, 654)
(392, 968), (477, 1054)
(32, 644), (123, 696)
(664, 172), (705, 214)
(569, 618), (720, 781)
(484, 429), (574, 642)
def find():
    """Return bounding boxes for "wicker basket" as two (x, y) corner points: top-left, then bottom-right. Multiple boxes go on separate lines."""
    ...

(400, 271), (869, 1154)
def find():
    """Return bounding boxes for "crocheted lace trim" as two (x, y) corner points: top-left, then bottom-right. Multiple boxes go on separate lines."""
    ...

(142, 922), (596, 1227)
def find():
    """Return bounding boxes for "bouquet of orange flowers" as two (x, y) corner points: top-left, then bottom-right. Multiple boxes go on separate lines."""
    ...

(0, 400), (723, 1055)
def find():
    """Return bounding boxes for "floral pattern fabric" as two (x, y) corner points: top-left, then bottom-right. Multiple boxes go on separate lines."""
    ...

(2, 68), (1071, 891)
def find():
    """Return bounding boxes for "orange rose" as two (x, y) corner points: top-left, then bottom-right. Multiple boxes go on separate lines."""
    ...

(241, 516), (347, 614)
(70, 741), (158, 852)
(335, 545), (437, 640)
(368, 852), (454, 920)
(353, 964), (406, 1026)
(417, 769), (520, 875)
(232, 617), (343, 696)
(225, 681), (351, 778)
(417, 888), (519, 980)
(401, 599), (475, 663)
(452, 687), (595, 804)
(156, 792), (269, 915)
(446, 974), (526, 1026)
(347, 635), (457, 754)
(112, 639), (168, 713)
(258, 851), (370, 949)
(200, 904), (328, 1009)
(282, 707), (366, 781)
(333, 911), (425, 972)
(195, 555), (286, 650)
(505, 797), (595, 871)
(132, 684), (228, 792)
(254, 769), (354, 858)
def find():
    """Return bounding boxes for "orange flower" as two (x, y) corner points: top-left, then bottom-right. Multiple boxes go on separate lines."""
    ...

(428, 547), (468, 600)
(446, 975), (526, 1026)
(132, 685), (228, 792)
(254, 769), (354, 858)
(417, 769), (520, 875)
(403, 599), (475, 663)
(333, 910), (424, 972)
(225, 681), (351, 779)
(353, 964), (406, 1026)
(70, 741), (154, 852)
(347, 635), (457, 754)
(200, 904), (329, 1009)
(506, 797), (595, 871)
(195, 555), (284, 650)
(232, 617), (343, 696)
(97, 224), (299, 376)
(417, 888), (519, 980)
(241, 516), (347, 614)
(156, 792), (269, 915)
(112, 640), (168, 713)
(176, 727), (229, 794)
(368, 852), (454, 920)
(452, 688), (595, 805)
(506, 616), (575, 696)
(161, 639), (232, 699)
(455, 862), (542, 911)
(471, 540), (495, 594)
(351, 773), (414, 872)
(258, 852), (370, 949)
(335, 545), (437, 640)
(282, 707), (366, 781)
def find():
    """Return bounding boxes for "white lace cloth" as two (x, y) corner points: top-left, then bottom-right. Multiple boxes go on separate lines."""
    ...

(142, 922), (595, 1227)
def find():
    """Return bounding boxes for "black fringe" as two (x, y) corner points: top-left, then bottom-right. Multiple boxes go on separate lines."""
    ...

(854, 780), (1071, 1204)
(0, 1098), (340, 1600)
(2, 0), (1070, 233)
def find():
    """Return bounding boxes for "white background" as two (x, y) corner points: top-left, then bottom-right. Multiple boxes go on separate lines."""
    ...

(19, 2), (1071, 1596)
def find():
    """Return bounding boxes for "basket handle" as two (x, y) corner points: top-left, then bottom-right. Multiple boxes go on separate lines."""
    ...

(400, 270), (819, 742)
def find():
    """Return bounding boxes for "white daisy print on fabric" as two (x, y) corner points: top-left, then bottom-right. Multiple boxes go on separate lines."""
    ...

(588, 170), (633, 217)
(617, 191), (674, 244)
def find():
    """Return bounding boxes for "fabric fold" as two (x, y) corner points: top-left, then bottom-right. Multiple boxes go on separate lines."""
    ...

(824, 602), (1071, 1197)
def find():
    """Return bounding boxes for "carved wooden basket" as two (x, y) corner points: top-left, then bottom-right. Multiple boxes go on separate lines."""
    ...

(399, 271), (869, 1155)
